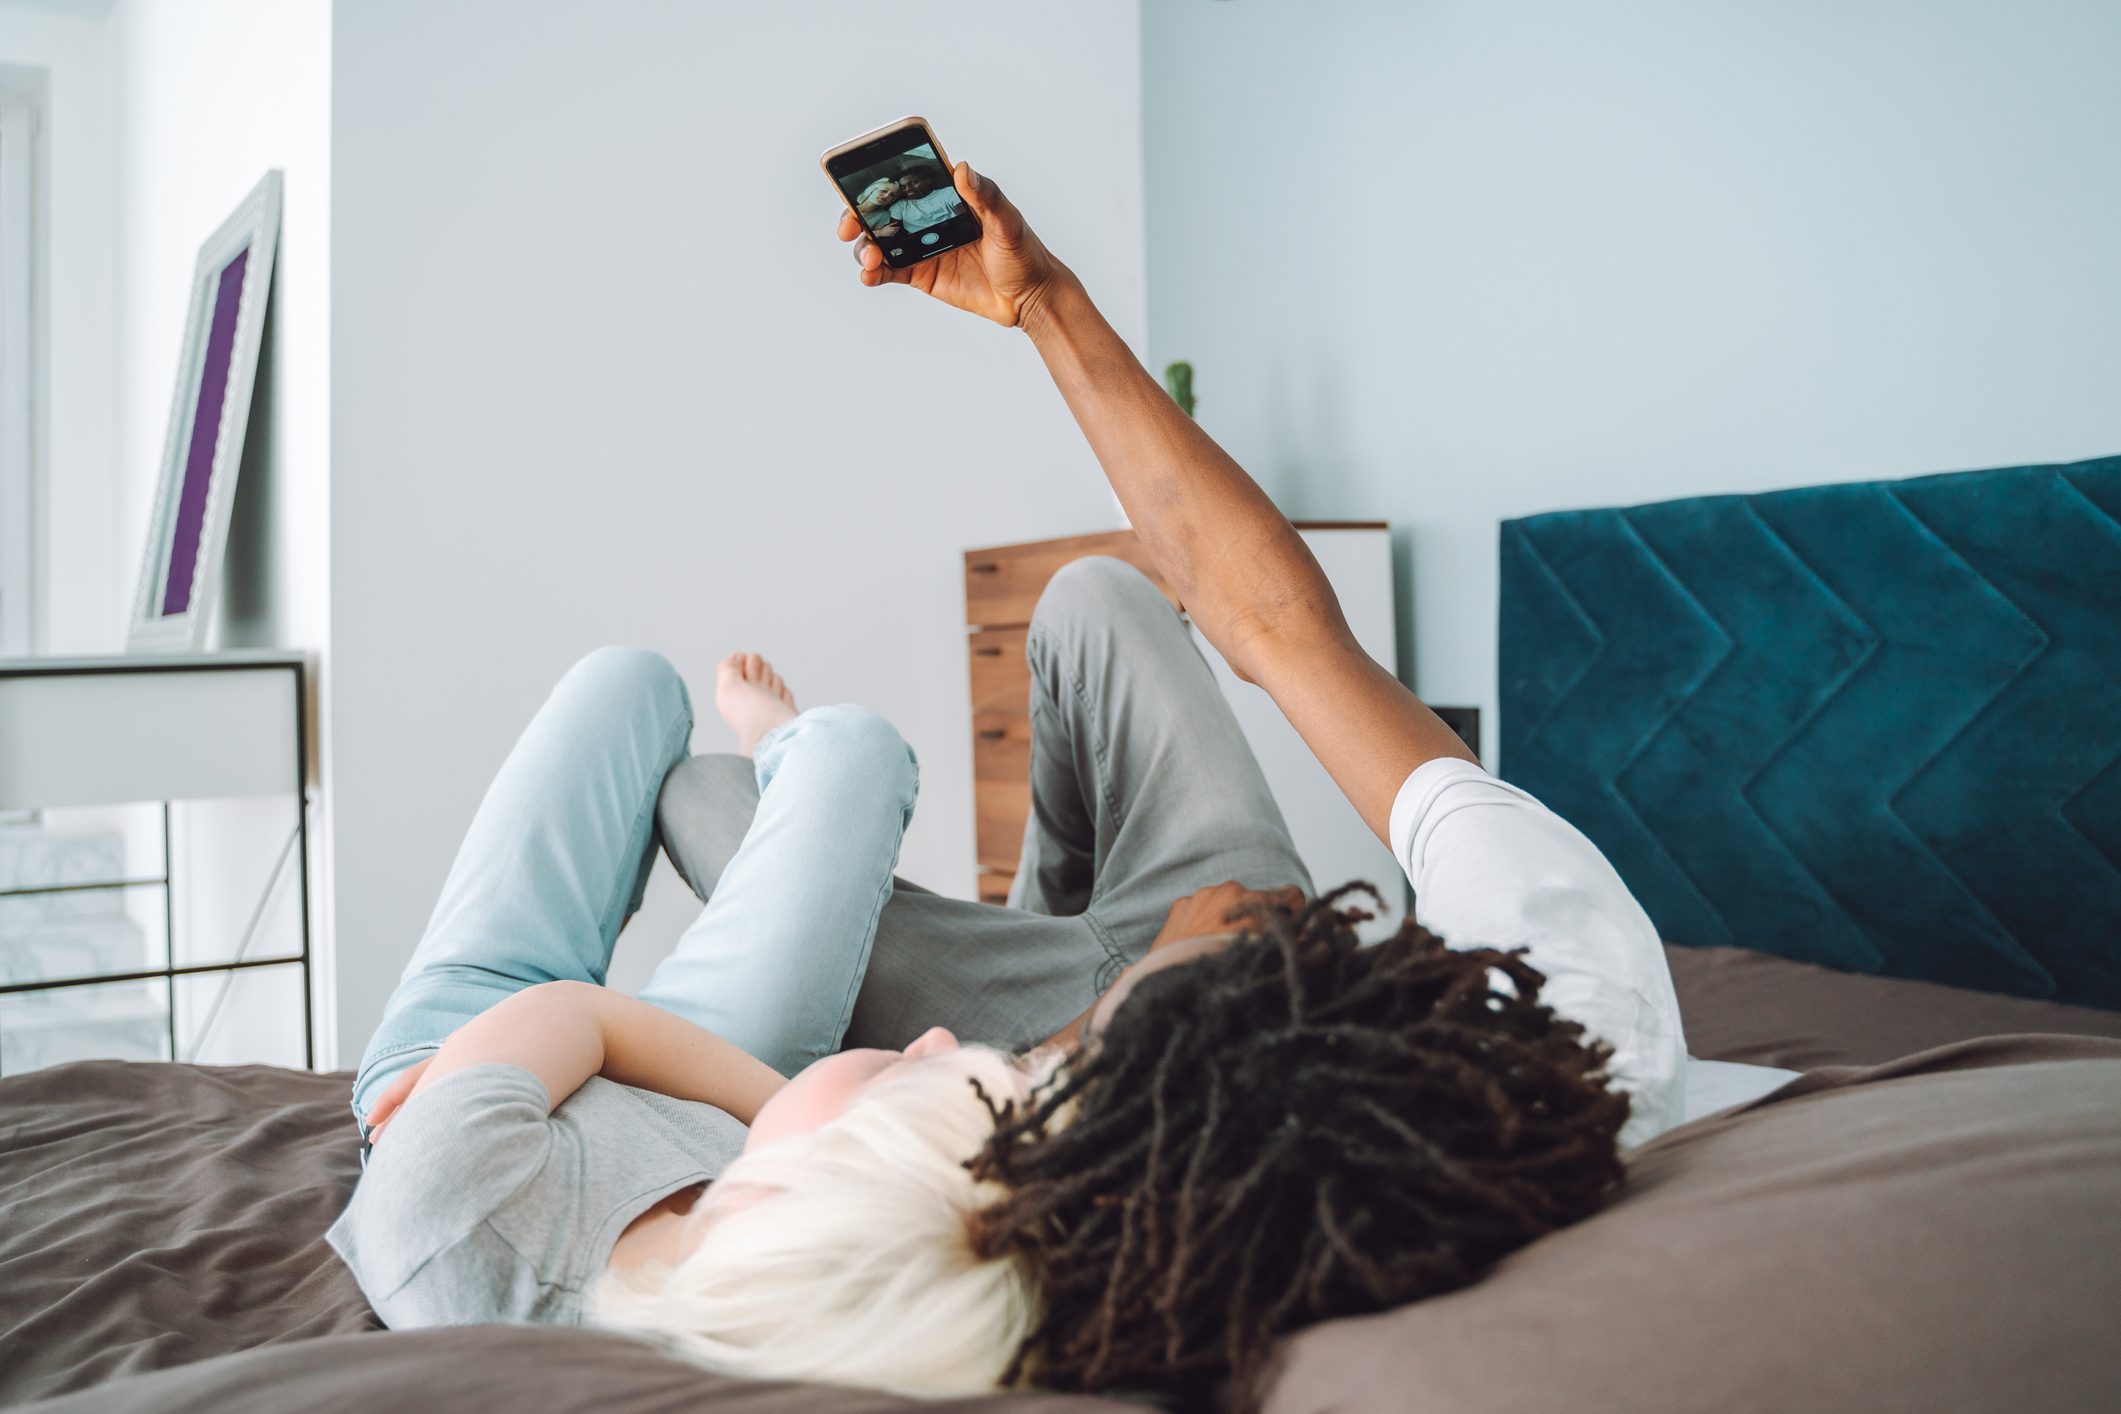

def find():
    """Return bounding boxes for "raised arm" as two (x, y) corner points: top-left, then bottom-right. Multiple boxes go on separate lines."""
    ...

(363, 981), (785, 1141)
(838, 166), (1473, 839)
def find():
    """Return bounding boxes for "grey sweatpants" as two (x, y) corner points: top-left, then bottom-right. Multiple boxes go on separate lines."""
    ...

(653, 556), (1313, 1054)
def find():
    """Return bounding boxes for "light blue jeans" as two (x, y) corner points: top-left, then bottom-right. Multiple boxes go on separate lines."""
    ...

(350, 647), (918, 1127)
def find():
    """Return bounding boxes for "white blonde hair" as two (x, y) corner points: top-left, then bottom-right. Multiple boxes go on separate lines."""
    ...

(589, 1044), (1061, 1397)
(856, 177), (898, 208)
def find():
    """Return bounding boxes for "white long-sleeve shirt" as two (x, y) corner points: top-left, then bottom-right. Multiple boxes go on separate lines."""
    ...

(1389, 759), (1792, 1147)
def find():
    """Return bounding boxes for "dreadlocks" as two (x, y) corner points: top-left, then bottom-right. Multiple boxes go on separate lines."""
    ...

(967, 884), (1631, 1408)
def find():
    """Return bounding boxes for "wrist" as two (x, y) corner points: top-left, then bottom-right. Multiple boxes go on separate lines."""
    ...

(1016, 264), (1086, 343)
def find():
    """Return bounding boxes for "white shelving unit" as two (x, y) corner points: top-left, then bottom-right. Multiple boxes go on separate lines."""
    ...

(0, 651), (314, 1076)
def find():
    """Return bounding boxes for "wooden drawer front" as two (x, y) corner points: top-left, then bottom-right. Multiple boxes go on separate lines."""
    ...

(973, 708), (1032, 871)
(976, 871), (1014, 906)
(968, 628), (1031, 713)
(975, 778), (1030, 872)
(964, 529), (1178, 628)
(968, 629), (1034, 875)
(973, 708), (1031, 783)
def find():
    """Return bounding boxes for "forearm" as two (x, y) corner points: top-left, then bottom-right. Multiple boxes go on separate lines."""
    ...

(1020, 273), (1354, 677)
(407, 981), (784, 1126)
(840, 172), (1474, 843)
(581, 987), (787, 1124)
(1019, 272), (1476, 834)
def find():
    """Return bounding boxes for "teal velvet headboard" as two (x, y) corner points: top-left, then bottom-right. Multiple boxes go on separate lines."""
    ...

(1499, 455), (2121, 1010)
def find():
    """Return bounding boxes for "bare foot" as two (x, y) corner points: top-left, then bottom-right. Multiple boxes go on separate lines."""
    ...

(715, 652), (798, 755)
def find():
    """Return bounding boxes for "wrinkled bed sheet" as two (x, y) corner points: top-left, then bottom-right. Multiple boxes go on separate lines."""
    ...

(3, 947), (2119, 1412)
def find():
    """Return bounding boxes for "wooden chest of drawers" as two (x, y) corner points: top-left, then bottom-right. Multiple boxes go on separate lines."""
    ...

(962, 523), (1395, 910)
(961, 530), (1177, 903)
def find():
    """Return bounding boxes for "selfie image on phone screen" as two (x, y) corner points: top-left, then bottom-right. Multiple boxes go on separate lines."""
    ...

(824, 122), (982, 269)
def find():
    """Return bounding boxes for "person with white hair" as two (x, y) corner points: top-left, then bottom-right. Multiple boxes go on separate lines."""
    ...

(330, 645), (1061, 1392)
(854, 175), (903, 235)
(318, 148), (1696, 1414)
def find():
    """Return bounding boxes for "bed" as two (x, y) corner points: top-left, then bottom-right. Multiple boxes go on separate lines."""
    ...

(5, 455), (2119, 1412)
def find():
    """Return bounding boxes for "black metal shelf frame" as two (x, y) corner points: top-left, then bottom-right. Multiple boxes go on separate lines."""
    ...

(0, 655), (314, 1073)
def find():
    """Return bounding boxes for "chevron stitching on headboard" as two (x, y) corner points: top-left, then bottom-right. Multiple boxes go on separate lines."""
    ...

(1500, 455), (2121, 1010)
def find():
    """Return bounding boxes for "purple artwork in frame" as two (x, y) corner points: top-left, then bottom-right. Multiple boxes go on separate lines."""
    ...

(128, 169), (279, 654)
(160, 246), (250, 616)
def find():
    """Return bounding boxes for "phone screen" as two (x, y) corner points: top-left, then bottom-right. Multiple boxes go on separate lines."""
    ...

(826, 124), (983, 268)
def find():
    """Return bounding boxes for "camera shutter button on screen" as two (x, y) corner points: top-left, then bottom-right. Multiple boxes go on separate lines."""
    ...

(921, 232), (940, 245)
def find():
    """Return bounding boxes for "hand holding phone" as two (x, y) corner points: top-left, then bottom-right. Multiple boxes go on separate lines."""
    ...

(823, 120), (1067, 329)
(821, 117), (983, 268)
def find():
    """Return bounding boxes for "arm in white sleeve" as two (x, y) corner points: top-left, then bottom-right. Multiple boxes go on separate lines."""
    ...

(1389, 759), (1688, 1148)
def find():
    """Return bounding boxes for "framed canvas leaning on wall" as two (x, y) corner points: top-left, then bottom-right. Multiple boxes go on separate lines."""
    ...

(126, 170), (281, 654)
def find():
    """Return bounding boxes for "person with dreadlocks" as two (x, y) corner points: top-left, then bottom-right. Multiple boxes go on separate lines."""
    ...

(818, 157), (1763, 1405)
(324, 150), (1763, 1413)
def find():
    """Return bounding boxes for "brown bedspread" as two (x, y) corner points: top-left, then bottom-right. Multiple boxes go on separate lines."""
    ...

(0, 1063), (378, 1397)
(0, 1061), (1131, 1412)
(4, 949), (2119, 1411)
(1667, 944), (2121, 1067)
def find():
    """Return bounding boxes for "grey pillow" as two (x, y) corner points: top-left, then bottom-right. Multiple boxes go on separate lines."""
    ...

(1264, 1035), (2121, 1414)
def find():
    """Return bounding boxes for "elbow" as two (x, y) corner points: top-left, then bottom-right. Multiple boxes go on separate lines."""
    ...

(513, 980), (607, 1044)
(1219, 596), (1358, 687)
(1205, 534), (1355, 686)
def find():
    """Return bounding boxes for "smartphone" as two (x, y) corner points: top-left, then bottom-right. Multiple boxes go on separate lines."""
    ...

(821, 116), (983, 269)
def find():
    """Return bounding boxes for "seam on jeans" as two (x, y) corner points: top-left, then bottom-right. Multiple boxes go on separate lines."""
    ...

(361, 1038), (443, 1069)
(352, 1041), (445, 1120)
(823, 750), (921, 1058)
(1082, 908), (1128, 979)
(356, 1038), (443, 1080)
(752, 710), (803, 761)
(1027, 624), (1126, 869)
(598, 700), (696, 943)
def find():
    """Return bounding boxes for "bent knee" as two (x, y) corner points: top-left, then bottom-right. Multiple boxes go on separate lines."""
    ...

(792, 704), (918, 785)
(801, 702), (909, 752)
(563, 646), (686, 712)
(1032, 556), (1168, 632)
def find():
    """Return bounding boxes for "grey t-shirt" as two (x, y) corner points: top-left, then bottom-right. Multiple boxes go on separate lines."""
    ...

(326, 1062), (747, 1328)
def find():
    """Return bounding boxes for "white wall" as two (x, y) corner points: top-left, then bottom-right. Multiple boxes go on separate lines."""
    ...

(105, 0), (332, 1059)
(1142, 0), (2121, 760)
(0, 0), (331, 660)
(0, 1), (110, 655)
(108, 0), (329, 657)
(331, 1), (1146, 1059)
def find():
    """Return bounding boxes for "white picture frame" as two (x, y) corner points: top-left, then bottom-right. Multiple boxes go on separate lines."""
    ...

(126, 170), (281, 654)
